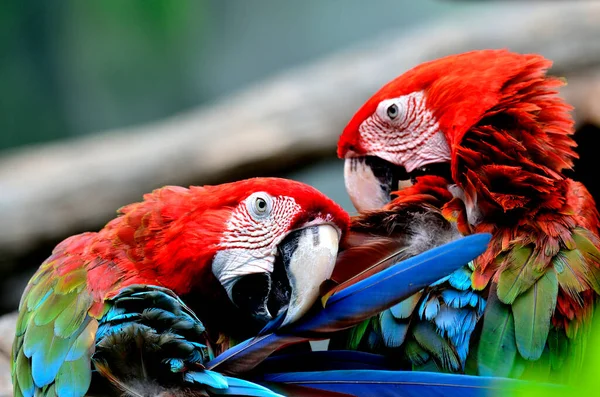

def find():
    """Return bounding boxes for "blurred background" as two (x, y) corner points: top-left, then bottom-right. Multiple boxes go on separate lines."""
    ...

(1, 0), (600, 318)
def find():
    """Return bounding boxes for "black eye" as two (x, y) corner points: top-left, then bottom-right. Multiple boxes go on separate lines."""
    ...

(248, 193), (272, 218)
(256, 198), (267, 212)
(387, 104), (398, 120)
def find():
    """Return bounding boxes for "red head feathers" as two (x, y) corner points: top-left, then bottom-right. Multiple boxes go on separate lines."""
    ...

(46, 177), (349, 338)
(338, 49), (575, 173)
(337, 49), (576, 213)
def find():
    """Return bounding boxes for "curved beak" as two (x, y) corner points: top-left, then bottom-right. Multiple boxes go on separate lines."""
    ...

(344, 156), (453, 212)
(344, 157), (410, 211)
(219, 224), (340, 331)
(278, 224), (340, 327)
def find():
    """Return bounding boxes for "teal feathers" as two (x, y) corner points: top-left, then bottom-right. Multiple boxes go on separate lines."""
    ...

(12, 262), (98, 397)
(331, 263), (486, 372)
(334, 224), (600, 382)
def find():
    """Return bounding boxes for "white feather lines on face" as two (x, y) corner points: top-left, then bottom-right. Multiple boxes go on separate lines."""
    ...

(215, 194), (301, 293)
(220, 193), (301, 253)
(359, 91), (451, 173)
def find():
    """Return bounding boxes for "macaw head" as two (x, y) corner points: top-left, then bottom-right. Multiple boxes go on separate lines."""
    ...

(337, 49), (574, 212)
(117, 178), (349, 335)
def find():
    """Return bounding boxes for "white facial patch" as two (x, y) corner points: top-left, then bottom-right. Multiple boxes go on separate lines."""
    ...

(212, 249), (275, 299)
(214, 195), (301, 292)
(344, 158), (391, 211)
(359, 91), (451, 172)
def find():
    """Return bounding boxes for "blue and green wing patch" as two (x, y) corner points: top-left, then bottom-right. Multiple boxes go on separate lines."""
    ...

(479, 227), (600, 380)
(12, 262), (99, 397)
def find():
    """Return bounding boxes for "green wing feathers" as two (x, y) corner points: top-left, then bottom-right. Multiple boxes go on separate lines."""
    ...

(12, 260), (101, 397)
(477, 286), (518, 377)
(480, 227), (600, 380)
(512, 271), (558, 360)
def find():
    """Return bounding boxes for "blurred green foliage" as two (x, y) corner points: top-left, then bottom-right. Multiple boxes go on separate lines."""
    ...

(0, 0), (206, 150)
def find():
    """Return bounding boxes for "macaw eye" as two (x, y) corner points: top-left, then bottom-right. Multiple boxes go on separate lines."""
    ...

(386, 104), (399, 120)
(247, 192), (273, 219)
(255, 198), (268, 212)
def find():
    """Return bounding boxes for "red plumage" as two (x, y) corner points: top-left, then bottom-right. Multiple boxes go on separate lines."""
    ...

(39, 178), (349, 335)
(337, 49), (600, 378)
(13, 177), (351, 397)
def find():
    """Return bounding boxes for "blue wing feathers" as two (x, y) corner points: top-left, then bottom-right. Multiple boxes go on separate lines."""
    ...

(374, 262), (488, 370)
(258, 370), (554, 397)
(389, 293), (422, 319)
(183, 370), (228, 389)
(447, 267), (473, 291)
(18, 235), (493, 396)
(423, 295), (441, 320)
(379, 310), (409, 348)
(209, 234), (491, 374)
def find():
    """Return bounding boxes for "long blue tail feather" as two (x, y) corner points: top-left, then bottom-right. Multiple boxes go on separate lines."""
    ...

(208, 234), (491, 374)
(257, 370), (563, 397)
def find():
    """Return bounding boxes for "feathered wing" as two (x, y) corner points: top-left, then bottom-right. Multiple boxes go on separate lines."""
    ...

(12, 235), (105, 397)
(208, 228), (491, 375)
(12, 236), (278, 397)
(329, 187), (487, 372)
(330, 265), (486, 373)
(336, 264), (486, 373)
(450, 62), (600, 381)
(257, 369), (563, 397)
(91, 285), (280, 397)
(334, 178), (600, 379)
(473, 181), (600, 381)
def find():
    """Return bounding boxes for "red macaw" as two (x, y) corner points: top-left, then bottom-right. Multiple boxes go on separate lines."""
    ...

(334, 49), (600, 381)
(11, 178), (350, 397)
